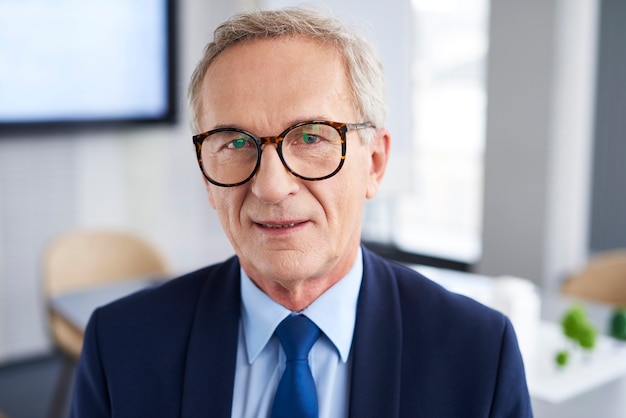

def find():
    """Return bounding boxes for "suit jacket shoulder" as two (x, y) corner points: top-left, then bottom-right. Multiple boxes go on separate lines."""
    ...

(349, 248), (532, 417)
(71, 256), (242, 418)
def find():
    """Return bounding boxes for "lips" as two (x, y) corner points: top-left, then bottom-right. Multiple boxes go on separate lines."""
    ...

(261, 223), (298, 229)
(255, 220), (306, 229)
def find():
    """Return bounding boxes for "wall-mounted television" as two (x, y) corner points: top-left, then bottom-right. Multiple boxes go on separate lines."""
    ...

(0, 0), (177, 134)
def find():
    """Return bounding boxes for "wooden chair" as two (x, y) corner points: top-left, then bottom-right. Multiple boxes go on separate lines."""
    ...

(561, 248), (626, 307)
(42, 229), (169, 417)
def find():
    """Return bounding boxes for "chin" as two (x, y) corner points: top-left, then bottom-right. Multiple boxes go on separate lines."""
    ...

(256, 251), (322, 280)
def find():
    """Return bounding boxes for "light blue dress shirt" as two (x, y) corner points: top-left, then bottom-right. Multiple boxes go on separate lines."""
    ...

(231, 248), (363, 418)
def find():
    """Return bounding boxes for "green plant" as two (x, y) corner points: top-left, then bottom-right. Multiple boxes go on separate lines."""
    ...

(555, 303), (597, 367)
(555, 350), (569, 367)
(609, 308), (626, 341)
(561, 304), (597, 350)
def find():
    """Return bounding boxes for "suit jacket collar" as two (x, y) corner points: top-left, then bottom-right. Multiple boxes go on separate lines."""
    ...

(349, 247), (403, 417)
(181, 256), (241, 418)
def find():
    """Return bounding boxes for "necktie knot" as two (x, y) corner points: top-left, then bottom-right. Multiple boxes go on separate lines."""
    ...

(275, 314), (320, 361)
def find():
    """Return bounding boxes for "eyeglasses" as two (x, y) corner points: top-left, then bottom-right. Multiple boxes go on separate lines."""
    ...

(192, 120), (375, 187)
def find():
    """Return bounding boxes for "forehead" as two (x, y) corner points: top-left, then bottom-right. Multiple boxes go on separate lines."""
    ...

(204, 36), (347, 93)
(197, 37), (355, 131)
(210, 35), (342, 69)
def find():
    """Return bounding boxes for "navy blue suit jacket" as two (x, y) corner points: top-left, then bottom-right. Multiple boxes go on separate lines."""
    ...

(71, 247), (532, 417)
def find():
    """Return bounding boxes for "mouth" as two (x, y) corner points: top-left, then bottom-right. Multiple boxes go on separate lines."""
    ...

(260, 222), (298, 229)
(255, 220), (307, 230)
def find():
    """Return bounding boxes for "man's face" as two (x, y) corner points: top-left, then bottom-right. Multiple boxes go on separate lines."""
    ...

(197, 37), (389, 296)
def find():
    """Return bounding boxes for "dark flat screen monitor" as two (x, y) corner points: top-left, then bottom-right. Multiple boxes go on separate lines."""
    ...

(0, 0), (177, 134)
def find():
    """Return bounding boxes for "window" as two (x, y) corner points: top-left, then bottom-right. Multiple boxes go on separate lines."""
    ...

(363, 0), (490, 266)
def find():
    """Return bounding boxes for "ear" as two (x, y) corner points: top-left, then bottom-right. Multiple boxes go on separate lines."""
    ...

(366, 128), (391, 199)
(203, 177), (217, 209)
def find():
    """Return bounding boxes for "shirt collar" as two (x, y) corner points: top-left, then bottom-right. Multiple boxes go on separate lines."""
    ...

(240, 247), (363, 364)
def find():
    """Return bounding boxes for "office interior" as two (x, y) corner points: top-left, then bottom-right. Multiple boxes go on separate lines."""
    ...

(1, 0), (625, 417)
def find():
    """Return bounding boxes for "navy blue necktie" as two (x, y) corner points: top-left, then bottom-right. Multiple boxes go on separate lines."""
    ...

(270, 314), (320, 418)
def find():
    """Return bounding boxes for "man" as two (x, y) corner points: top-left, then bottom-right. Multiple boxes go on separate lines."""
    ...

(71, 7), (532, 417)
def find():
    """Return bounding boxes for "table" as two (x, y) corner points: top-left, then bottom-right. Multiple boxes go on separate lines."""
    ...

(526, 321), (626, 403)
(412, 264), (626, 404)
(50, 277), (163, 331)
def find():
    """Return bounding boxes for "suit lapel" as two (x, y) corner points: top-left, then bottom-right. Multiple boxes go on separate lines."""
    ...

(180, 257), (241, 418)
(349, 248), (403, 417)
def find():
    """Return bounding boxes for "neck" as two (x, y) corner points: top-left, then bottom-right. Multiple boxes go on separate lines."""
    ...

(262, 276), (343, 311)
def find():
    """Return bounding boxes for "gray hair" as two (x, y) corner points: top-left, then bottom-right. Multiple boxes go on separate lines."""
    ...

(187, 7), (387, 143)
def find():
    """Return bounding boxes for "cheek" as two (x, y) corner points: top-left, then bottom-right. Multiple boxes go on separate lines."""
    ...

(343, 149), (372, 195)
(204, 178), (218, 210)
(206, 187), (245, 225)
(316, 168), (368, 222)
(207, 188), (217, 209)
(214, 197), (246, 244)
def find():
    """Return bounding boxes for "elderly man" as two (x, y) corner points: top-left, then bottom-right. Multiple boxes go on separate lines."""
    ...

(71, 7), (532, 417)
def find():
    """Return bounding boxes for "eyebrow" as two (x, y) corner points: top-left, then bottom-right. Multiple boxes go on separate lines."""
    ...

(209, 123), (241, 131)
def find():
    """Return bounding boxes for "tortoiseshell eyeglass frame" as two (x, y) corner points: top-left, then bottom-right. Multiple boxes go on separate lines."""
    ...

(192, 120), (375, 187)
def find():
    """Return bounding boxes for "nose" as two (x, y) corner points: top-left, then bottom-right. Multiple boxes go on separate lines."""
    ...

(250, 144), (299, 203)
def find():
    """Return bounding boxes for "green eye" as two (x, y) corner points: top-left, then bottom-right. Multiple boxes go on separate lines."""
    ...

(230, 137), (248, 149)
(302, 133), (319, 145)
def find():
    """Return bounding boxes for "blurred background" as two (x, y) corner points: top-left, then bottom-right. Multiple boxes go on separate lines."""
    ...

(1, 0), (625, 417)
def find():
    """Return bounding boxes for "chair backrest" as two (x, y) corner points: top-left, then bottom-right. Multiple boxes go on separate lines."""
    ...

(561, 248), (626, 307)
(43, 229), (170, 358)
